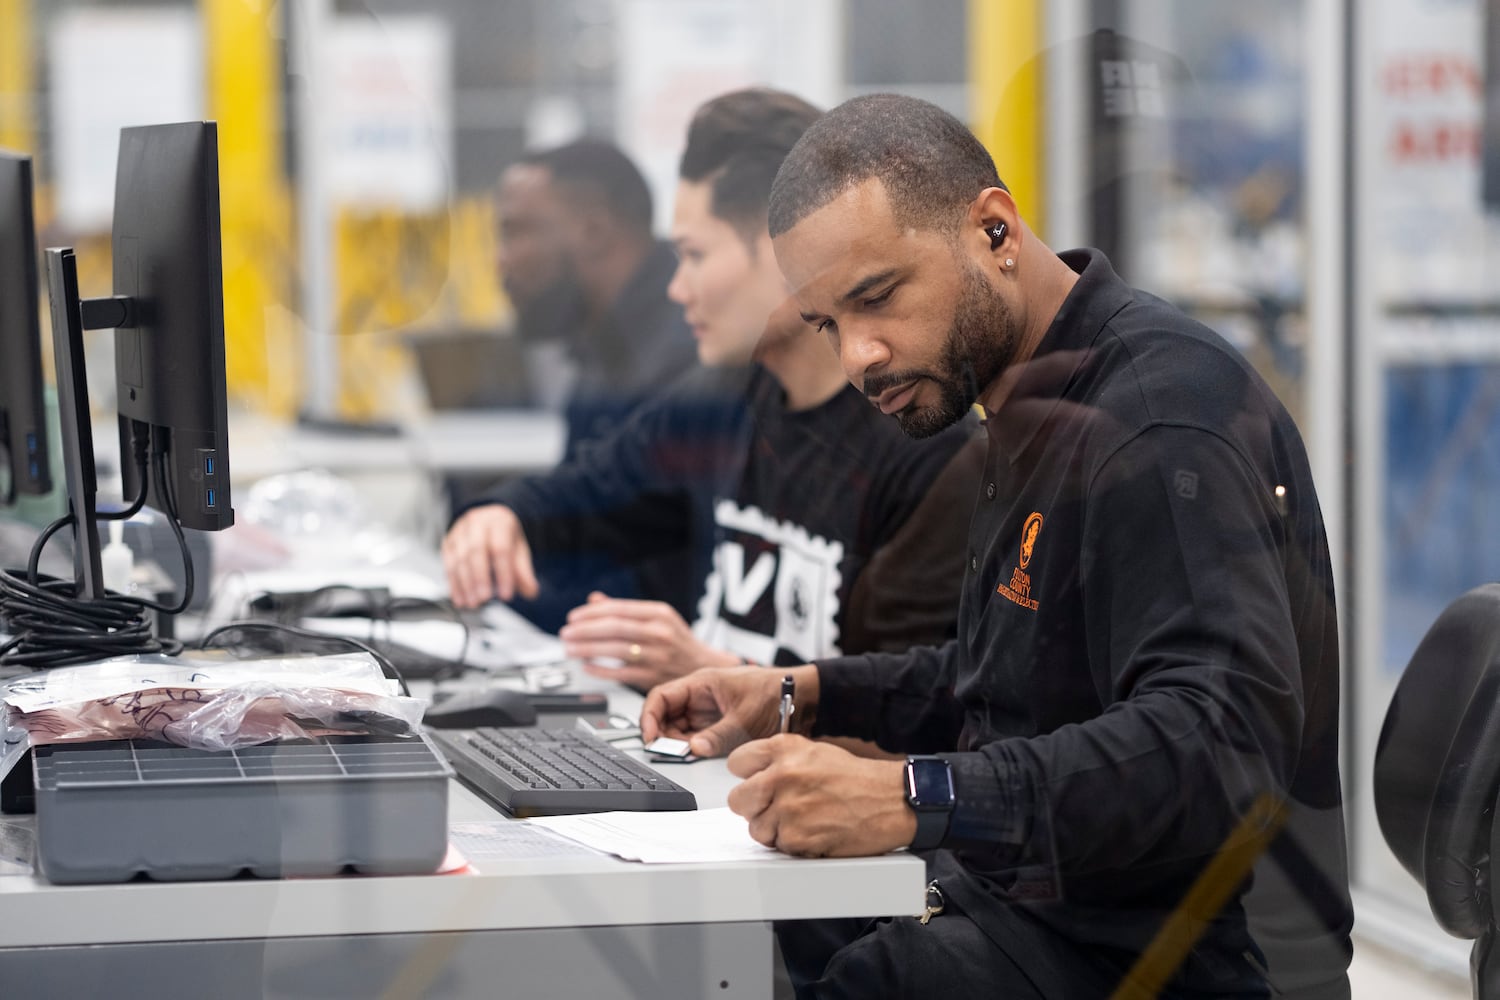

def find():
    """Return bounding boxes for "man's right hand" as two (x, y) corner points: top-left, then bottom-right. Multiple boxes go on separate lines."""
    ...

(641, 664), (820, 758)
(441, 505), (540, 609)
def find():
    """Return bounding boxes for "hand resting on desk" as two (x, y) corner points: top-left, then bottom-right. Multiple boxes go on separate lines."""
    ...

(726, 736), (915, 858)
(563, 591), (740, 688)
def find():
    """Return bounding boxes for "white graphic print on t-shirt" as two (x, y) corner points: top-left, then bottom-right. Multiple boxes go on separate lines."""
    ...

(693, 499), (845, 665)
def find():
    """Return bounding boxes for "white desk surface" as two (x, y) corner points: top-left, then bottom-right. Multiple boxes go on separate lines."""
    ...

(225, 410), (566, 484)
(412, 410), (567, 474)
(0, 653), (926, 950)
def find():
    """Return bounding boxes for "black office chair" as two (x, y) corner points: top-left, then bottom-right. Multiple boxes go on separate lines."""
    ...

(1374, 582), (1500, 998)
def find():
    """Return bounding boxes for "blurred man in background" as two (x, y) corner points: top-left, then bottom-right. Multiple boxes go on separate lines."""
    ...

(493, 139), (698, 459)
(479, 139), (699, 626)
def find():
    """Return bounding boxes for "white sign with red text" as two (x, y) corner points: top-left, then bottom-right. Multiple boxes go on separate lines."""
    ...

(1370, 0), (1495, 301)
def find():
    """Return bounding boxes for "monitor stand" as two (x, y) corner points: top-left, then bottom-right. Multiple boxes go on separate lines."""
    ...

(42, 247), (105, 600)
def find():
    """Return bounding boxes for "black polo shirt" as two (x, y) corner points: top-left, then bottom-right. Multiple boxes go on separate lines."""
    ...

(814, 250), (1352, 997)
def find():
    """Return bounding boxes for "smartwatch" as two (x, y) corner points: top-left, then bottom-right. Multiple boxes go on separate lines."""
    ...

(904, 755), (955, 851)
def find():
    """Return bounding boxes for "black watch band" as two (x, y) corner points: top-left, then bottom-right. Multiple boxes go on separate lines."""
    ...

(910, 804), (951, 851)
(904, 755), (955, 851)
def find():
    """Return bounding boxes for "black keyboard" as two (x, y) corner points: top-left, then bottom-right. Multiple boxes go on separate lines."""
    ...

(430, 727), (697, 817)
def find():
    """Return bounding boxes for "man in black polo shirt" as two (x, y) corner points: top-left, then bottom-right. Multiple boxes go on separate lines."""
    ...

(642, 94), (1353, 998)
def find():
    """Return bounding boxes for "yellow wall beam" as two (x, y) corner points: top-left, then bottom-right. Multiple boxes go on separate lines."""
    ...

(202, 0), (297, 415)
(332, 197), (510, 420)
(968, 0), (1045, 238)
(0, 0), (35, 152)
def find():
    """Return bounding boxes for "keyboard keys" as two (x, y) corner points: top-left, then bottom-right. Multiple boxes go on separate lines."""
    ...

(429, 727), (696, 818)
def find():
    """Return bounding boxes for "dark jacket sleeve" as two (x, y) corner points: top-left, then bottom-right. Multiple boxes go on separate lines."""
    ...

(457, 372), (736, 566)
(842, 428), (985, 654)
(812, 640), (965, 753)
(935, 424), (1306, 873)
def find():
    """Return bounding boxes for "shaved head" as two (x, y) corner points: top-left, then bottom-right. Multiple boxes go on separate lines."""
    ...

(768, 93), (1004, 240)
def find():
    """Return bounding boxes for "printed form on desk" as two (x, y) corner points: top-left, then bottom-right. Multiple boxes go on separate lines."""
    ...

(449, 821), (606, 863)
(529, 807), (787, 864)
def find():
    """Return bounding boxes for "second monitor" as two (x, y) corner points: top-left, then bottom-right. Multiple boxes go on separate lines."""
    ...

(110, 121), (234, 533)
(0, 151), (51, 505)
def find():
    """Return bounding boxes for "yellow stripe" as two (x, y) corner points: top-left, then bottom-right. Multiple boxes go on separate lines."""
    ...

(1111, 794), (1289, 999)
(0, 0), (34, 152)
(202, 0), (296, 415)
(967, 0), (1045, 238)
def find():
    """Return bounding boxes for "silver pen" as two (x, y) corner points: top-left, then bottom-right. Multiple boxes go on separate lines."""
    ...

(779, 675), (795, 734)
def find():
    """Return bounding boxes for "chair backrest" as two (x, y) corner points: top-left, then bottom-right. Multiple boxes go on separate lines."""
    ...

(1374, 582), (1500, 939)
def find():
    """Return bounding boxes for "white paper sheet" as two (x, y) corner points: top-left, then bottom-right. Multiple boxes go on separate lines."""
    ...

(449, 821), (605, 861)
(528, 807), (790, 864)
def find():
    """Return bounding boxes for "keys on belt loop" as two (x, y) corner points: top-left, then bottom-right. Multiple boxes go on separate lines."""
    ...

(919, 880), (946, 925)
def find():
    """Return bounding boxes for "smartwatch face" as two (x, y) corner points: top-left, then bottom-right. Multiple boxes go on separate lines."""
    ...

(906, 757), (955, 808)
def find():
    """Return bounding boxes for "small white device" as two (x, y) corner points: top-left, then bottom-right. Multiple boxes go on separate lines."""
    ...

(643, 736), (696, 761)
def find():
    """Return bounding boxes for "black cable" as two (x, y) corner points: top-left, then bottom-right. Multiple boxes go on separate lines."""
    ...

(25, 513), (75, 584)
(23, 440), (150, 583)
(1, 450), (192, 670)
(97, 431), (152, 522)
(363, 591), (471, 679)
(114, 451), (193, 615)
(197, 620), (410, 696)
(251, 585), (471, 679)
(0, 569), (180, 668)
(386, 595), (470, 672)
(288, 583), (383, 623)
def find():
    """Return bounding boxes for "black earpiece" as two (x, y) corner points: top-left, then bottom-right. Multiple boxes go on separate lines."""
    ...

(988, 221), (1008, 250)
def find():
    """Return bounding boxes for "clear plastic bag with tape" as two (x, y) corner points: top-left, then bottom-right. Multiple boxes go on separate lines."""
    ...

(2, 653), (425, 751)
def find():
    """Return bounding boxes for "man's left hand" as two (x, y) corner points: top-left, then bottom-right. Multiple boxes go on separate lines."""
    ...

(726, 735), (916, 857)
(561, 592), (740, 688)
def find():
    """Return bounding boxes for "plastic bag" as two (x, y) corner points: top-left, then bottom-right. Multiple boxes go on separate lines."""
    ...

(3, 653), (425, 752)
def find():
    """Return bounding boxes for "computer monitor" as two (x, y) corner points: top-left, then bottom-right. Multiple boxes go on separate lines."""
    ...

(38, 121), (234, 602)
(111, 122), (234, 532)
(0, 151), (52, 505)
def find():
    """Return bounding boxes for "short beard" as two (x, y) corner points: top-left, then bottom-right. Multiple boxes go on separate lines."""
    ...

(869, 261), (1017, 439)
(510, 273), (584, 349)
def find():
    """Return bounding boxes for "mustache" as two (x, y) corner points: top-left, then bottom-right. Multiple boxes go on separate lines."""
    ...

(864, 352), (982, 402)
(864, 369), (932, 399)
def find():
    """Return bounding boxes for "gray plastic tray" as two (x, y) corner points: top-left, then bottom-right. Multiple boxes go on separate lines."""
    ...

(32, 732), (452, 884)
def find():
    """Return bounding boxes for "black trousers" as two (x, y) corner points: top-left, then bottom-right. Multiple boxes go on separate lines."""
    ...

(775, 905), (1125, 999)
(776, 911), (1051, 999)
(774, 853), (1289, 999)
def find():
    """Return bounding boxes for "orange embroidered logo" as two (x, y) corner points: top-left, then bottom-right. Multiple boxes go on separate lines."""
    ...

(997, 511), (1043, 611)
(1019, 512), (1043, 569)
